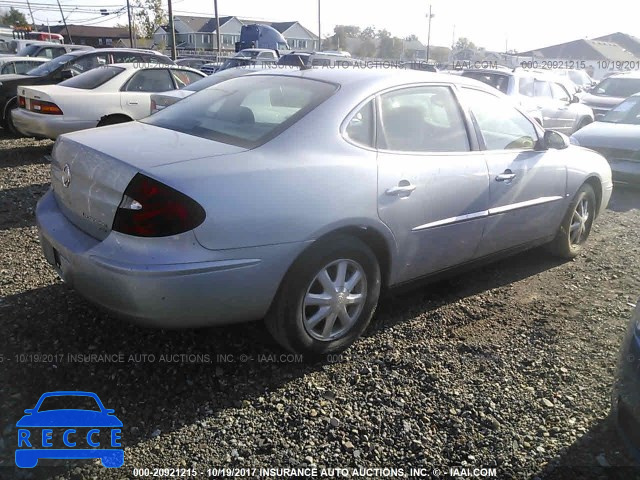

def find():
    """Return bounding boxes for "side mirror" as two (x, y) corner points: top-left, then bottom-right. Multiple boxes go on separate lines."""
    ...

(570, 95), (580, 104)
(24, 409), (33, 414)
(60, 69), (73, 80)
(105, 409), (115, 414)
(542, 130), (570, 150)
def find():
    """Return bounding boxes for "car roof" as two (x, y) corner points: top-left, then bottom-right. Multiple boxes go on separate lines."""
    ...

(64, 48), (169, 58)
(606, 70), (640, 79)
(110, 62), (204, 73)
(248, 67), (496, 92)
(0, 55), (48, 62)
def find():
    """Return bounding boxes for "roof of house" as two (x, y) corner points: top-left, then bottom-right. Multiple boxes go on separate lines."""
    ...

(45, 24), (129, 38)
(169, 15), (318, 39)
(519, 38), (638, 61)
(592, 32), (640, 57)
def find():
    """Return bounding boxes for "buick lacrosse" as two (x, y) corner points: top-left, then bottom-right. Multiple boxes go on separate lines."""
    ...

(36, 69), (613, 355)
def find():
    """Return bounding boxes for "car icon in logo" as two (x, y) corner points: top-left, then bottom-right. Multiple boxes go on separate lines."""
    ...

(15, 391), (123, 468)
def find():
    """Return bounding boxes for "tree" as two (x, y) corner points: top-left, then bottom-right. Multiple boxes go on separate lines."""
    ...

(360, 26), (376, 39)
(454, 37), (477, 52)
(356, 38), (376, 58)
(0, 7), (28, 27)
(132, 0), (167, 39)
(405, 34), (419, 41)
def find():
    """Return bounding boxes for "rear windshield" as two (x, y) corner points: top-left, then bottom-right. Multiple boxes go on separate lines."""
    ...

(26, 53), (74, 76)
(592, 77), (640, 98)
(183, 68), (253, 91)
(60, 66), (124, 89)
(462, 71), (510, 94)
(278, 54), (310, 66)
(142, 75), (338, 148)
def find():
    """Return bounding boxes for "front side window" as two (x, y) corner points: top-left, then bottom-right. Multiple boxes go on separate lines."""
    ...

(378, 86), (470, 152)
(345, 100), (375, 148)
(550, 82), (570, 102)
(1, 62), (15, 74)
(533, 80), (552, 98)
(124, 69), (174, 92)
(462, 87), (538, 150)
(142, 76), (338, 148)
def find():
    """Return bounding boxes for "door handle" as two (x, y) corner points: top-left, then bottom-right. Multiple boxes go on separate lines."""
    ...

(495, 171), (516, 182)
(127, 101), (139, 105)
(386, 183), (417, 196)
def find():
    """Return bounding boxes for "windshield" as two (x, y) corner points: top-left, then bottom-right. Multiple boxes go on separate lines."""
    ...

(38, 395), (101, 412)
(60, 66), (125, 89)
(142, 75), (338, 148)
(567, 70), (590, 87)
(462, 71), (511, 94)
(592, 77), (640, 98)
(26, 53), (74, 76)
(601, 96), (640, 124)
(17, 44), (41, 56)
(221, 58), (254, 70)
(0, 40), (17, 54)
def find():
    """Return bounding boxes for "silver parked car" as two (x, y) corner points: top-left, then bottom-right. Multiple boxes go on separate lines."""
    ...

(461, 68), (594, 134)
(36, 69), (613, 355)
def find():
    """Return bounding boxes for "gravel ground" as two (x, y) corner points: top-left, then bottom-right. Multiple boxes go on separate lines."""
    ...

(1, 130), (640, 480)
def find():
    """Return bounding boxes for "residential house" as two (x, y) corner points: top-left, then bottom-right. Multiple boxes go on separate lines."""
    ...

(153, 16), (319, 53)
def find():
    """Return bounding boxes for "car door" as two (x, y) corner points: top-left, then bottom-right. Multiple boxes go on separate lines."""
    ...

(375, 85), (489, 283)
(550, 81), (579, 134)
(533, 79), (560, 130)
(120, 68), (175, 119)
(460, 87), (567, 257)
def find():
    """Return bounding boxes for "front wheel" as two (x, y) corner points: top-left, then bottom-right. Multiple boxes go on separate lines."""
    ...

(265, 235), (381, 357)
(549, 183), (596, 258)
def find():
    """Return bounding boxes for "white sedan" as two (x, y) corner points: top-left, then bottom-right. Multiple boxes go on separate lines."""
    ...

(12, 63), (205, 139)
(0, 56), (49, 75)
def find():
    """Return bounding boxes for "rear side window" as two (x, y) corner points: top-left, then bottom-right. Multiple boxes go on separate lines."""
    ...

(0, 62), (15, 74)
(533, 80), (552, 98)
(124, 69), (174, 92)
(60, 66), (125, 89)
(345, 100), (375, 148)
(142, 76), (338, 148)
(378, 86), (470, 152)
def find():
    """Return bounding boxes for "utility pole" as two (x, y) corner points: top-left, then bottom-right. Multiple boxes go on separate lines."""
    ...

(214, 0), (221, 58)
(25, 0), (36, 28)
(168, 0), (177, 60)
(57, 0), (73, 44)
(318, 0), (321, 51)
(126, 0), (134, 48)
(426, 4), (434, 63)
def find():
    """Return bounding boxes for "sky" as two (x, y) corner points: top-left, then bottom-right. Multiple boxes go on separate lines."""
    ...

(4, 0), (640, 53)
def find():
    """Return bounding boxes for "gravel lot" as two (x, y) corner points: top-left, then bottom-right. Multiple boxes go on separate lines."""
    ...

(1, 130), (640, 480)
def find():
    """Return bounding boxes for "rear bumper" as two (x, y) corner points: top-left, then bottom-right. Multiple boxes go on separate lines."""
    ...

(36, 189), (307, 327)
(12, 109), (96, 140)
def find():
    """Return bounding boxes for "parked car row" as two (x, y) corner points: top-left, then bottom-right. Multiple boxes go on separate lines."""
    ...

(0, 48), (174, 134)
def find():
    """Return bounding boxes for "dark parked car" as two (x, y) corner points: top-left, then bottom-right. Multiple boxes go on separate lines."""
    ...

(571, 93), (640, 185)
(581, 71), (640, 120)
(612, 301), (640, 460)
(0, 48), (173, 134)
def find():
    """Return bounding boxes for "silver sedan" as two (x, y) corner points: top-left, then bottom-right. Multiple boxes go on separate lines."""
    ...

(36, 69), (613, 355)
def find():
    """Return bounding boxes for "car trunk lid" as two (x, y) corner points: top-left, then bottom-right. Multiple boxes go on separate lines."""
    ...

(51, 123), (246, 240)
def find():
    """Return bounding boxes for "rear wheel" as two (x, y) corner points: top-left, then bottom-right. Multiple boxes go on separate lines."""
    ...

(549, 183), (596, 258)
(265, 235), (381, 357)
(4, 101), (21, 137)
(97, 115), (132, 127)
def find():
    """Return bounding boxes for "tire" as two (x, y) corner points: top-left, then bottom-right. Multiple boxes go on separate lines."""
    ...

(4, 101), (21, 137)
(549, 183), (596, 258)
(265, 234), (381, 357)
(97, 115), (132, 127)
